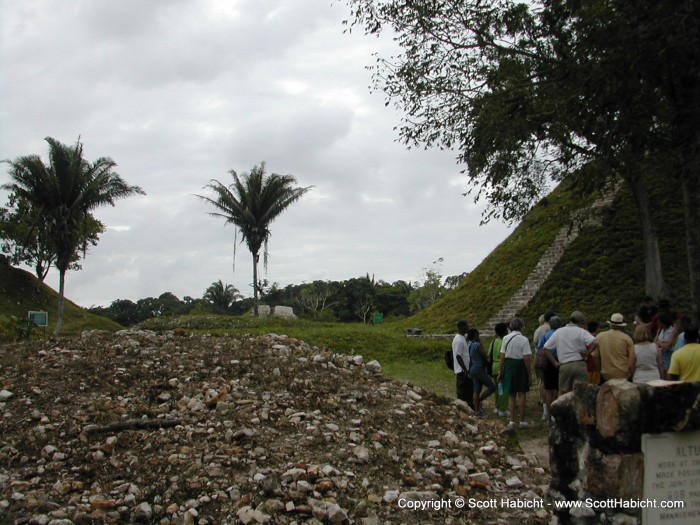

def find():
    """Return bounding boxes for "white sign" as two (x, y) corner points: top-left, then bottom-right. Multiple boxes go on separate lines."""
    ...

(642, 431), (700, 524)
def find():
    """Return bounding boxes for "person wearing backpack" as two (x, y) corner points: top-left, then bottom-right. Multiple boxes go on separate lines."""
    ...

(452, 319), (475, 410)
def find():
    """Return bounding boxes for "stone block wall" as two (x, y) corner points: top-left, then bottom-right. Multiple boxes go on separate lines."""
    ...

(548, 379), (700, 524)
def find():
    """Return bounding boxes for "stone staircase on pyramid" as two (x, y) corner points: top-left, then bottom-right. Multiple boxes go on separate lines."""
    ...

(478, 189), (618, 338)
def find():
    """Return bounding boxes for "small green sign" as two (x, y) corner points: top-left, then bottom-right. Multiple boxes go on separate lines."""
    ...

(28, 311), (48, 327)
(372, 312), (384, 324)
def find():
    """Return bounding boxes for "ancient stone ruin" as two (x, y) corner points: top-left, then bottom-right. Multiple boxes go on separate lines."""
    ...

(549, 379), (700, 524)
(254, 305), (297, 318)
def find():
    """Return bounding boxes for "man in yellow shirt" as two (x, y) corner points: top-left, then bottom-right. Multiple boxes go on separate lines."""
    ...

(591, 313), (635, 381)
(668, 326), (700, 381)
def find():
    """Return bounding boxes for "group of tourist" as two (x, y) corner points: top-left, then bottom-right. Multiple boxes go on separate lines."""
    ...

(452, 317), (534, 430)
(452, 297), (700, 430)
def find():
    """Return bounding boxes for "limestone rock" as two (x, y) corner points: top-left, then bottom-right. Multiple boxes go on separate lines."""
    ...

(505, 476), (524, 488)
(133, 501), (153, 522)
(309, 498), (349, 524)
(237, 505), (271, 524)
(365, 360), (382, 373)
(0, 389), (14, 400)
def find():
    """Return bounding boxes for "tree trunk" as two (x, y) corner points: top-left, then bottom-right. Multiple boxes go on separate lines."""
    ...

(252, 253), (259, 317)
(628, 176), (669, 302)
(680, 151), (700, 324)
(34, 260), (50, 291)
(53, 269), (66, 337)
(36, 261), (50, 283)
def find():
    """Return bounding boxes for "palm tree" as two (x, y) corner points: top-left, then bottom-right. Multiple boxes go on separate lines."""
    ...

(203, 279), (242, 313)
(3, 137), (145, 335)
(198, 163), (312, 316)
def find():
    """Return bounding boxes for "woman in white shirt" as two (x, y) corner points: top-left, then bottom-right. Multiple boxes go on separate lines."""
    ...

(633, 324), (664, 383)
(497, 317), (532, 430)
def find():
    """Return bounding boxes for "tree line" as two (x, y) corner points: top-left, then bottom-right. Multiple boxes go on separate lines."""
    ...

(87, 268), (468, 327)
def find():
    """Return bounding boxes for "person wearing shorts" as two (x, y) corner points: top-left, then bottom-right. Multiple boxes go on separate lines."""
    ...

(498, 317), (532, 430)
(467, 328), (495, 418)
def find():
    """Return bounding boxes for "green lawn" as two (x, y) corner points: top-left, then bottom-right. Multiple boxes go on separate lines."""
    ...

(383, 359), (454, 398)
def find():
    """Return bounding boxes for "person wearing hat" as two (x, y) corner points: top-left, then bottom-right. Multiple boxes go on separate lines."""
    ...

(543, 310), (596, 396)
(452, 319), (475, 410)
(591, 313), (636, 382)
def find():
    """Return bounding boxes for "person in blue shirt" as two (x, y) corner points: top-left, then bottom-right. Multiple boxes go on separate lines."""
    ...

(468, 328), (496, 418)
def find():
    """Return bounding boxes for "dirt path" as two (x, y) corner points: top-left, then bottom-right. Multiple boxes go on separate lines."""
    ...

(520, 435), (550, 469)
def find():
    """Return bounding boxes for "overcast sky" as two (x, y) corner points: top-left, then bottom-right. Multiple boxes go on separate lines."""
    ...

(0, 0), (512, 308)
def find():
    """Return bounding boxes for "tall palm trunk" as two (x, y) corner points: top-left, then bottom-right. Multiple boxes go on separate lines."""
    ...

(53, 269), (66, 337)
(252, 252), (259, 317)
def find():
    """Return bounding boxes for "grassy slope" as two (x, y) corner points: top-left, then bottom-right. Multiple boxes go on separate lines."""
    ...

(0, 261), (122, 338)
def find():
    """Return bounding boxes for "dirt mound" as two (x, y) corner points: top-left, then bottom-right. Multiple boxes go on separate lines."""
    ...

(0, 330), (551, 524)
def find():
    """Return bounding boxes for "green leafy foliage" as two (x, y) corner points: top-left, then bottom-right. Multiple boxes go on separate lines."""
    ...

(0, 194), (105, 282)
(203, 280), (243, 313)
